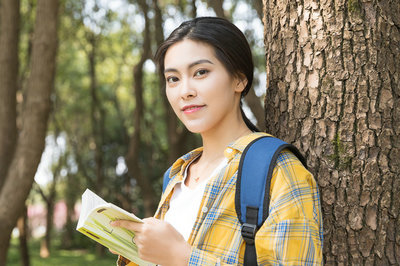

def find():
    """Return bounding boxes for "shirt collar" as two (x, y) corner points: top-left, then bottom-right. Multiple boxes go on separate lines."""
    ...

(177, 132), (271, 163)
(157, 132), (271, 217)
(224, 132), (271, 160)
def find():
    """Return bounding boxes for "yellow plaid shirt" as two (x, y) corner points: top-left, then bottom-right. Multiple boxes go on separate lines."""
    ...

(118, 133), (323, 265)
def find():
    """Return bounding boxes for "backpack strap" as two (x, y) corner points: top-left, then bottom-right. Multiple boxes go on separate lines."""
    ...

(235, 136), (306, 266)
(162, 166), (172, 193)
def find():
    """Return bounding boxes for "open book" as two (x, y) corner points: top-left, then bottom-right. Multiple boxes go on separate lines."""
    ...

(76, 189), (155, 266)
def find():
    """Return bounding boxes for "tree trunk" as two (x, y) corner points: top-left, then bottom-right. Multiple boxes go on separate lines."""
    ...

(62, 173), (79, 249)
(0, 0), (19, 190)
(125, 0), (157, 217)
(87, 32), (106, 196)
(0, 0), (59, 263)
(206, 0), (226, 19)
(17, 206), (30, 266)
(263, 0), (400, 264)
(191, 0), (197, 18)
(86, 31), (107, 257)
(251, 0), (264, 21)
(36, 166), (59, 258)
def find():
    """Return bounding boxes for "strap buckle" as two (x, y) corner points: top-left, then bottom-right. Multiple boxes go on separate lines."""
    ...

(241, 223), (257, 245)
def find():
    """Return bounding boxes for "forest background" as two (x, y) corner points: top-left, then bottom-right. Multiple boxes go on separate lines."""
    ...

(0, 0), (399, 265)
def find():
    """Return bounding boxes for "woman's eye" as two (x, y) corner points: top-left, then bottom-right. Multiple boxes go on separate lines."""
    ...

(194, 69), (209, 77)
(166, 76), (179, 83)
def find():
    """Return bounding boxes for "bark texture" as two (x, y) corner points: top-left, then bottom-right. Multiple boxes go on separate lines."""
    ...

(263, 0), (400, 264)
(0, 0), (59, 263)
(0, 0), (19, 189)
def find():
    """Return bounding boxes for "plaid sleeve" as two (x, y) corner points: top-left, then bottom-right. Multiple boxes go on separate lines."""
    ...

(116, 255), (137, 266)
(255, 150), (323, 265)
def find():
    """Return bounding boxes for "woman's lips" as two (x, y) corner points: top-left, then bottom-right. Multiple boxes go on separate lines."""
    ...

(182, 105), (205, 114)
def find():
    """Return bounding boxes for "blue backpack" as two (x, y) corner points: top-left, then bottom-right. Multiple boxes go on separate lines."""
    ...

(162, 136), (307, 266)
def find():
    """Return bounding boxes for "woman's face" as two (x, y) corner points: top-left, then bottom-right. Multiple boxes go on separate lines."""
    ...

(164, 39), (245, 134)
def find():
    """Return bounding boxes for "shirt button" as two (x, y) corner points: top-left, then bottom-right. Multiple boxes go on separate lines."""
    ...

(202, 206), (208, 213)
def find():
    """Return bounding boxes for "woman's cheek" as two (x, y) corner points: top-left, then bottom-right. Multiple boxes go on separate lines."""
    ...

(167, 94), (183, 120)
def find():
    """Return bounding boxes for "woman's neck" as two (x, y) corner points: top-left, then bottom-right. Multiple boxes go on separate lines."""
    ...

(199, 122), (252, 163)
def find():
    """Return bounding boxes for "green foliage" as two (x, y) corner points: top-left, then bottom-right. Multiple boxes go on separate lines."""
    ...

(6, 237), (117, 266)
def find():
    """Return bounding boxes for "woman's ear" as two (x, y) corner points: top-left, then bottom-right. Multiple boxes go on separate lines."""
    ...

(234, 74), (248, 93)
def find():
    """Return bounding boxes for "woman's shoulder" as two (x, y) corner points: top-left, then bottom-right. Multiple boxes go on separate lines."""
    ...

(273, 149), (316, 191)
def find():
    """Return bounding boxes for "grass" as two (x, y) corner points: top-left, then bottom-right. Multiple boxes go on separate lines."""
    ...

(7, 237), (118, 266)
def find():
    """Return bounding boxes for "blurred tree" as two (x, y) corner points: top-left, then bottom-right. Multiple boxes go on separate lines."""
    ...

(263, 0), (400, 264)
(202, 0), (228, 19)
(125, 0), (157, 217)
(16, 206), (30, 266)
(0, 0), (59, 264)
(35, 142), (64, 258)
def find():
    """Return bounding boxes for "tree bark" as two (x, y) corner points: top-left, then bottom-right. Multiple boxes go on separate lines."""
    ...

(0, 0), (19, 190)
(263, 0), (400, 264)
(0, 0), (59, 263)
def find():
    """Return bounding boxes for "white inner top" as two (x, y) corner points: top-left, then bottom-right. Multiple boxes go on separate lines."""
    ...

(164, 156), (228, 241)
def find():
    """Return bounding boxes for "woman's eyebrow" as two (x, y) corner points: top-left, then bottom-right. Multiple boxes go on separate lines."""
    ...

(188, 59), (214, 68)
(164, 59), (214, 74)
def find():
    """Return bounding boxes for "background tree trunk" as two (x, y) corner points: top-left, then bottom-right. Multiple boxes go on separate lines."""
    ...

(36, 159), (61, 258)
(61, 173), (79, 249)
(89, 32), (106, 194)
(0, 0), (19, 189)
(17, 206), (30, 266)
(0, 0), (59, 263)
(125, 0), (157, 216)
(263, 0), (400, 264)
(205, 0), (227, 19)
(251, 0), (264, 21)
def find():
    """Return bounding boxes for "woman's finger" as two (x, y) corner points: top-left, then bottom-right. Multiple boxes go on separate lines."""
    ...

(108, 248), (118, 255)
(110, 220), (143, 232)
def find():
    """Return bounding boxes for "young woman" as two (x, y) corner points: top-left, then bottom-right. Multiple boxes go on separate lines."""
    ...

(111, 17), (323, 265)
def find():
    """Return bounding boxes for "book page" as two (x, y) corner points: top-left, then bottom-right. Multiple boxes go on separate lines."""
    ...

(76, 189), (154, 265)
(77, 189), (108, 229)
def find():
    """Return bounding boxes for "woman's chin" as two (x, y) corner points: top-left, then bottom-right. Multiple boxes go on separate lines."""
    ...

(183, 124), (209, 134)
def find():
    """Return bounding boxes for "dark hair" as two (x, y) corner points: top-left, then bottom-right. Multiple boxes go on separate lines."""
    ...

(155, 17), (259, 132)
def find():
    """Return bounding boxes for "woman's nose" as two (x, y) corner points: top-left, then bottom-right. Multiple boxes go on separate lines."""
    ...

(180, 78), (197, 99)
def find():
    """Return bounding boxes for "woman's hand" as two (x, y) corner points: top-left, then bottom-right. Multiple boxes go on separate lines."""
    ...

(111, 217), (191, 266)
